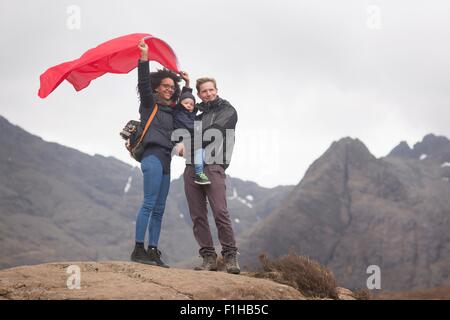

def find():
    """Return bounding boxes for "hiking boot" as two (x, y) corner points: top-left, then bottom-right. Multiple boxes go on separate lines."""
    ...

(194, 172), (211, 185)
(131, 242), (156, 265)
(147, 247), (170, 268)
(194, 253), (218, 271)
(224, 252), (240, 274)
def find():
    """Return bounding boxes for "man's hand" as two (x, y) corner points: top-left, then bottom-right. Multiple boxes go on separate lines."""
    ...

(180, 71), (190, 87)
(138, 38), (149, 61)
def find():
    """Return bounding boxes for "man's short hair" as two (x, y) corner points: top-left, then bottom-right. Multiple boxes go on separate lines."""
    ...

(196, 77), (217, 92)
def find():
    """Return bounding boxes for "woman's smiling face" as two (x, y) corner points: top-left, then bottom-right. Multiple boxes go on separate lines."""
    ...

(156, 77), (175, 101)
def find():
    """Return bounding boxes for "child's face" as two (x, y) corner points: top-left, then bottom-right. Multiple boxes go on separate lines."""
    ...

(181, 98), (195, 112)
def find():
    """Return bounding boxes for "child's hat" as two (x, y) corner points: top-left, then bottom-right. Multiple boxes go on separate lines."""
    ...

(179, 91), (196, 104)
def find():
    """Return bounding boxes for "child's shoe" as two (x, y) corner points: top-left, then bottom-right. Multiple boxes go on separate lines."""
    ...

(195, 172), (211, 185)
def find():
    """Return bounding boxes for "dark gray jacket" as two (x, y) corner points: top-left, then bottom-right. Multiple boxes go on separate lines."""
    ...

(137, 60), (175, 153)
(195, 97), (238, 170)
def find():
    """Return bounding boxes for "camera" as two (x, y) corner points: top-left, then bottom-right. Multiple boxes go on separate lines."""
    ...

(120, 120), (140, 140)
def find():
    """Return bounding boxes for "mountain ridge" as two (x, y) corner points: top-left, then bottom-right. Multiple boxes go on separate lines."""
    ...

(237, 135), (450, 291)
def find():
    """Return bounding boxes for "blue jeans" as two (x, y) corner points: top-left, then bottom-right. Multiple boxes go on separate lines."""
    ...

(135, 155), (171, 247)
(194, 148), (205, 175)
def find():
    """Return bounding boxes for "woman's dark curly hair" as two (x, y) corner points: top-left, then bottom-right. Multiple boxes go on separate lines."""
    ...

(150, 68), (181, 102)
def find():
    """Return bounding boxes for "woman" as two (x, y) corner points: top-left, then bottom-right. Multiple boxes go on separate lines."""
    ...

(131, 38), (189, 267)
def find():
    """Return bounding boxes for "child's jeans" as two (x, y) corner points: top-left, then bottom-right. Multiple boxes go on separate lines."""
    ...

(194, 148), (205, 175)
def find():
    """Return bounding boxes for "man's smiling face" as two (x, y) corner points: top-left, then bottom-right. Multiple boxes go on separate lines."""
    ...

(197, 81), (218, 103)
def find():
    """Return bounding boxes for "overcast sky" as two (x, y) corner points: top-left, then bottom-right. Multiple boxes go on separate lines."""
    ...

(1, 0), (450, 187)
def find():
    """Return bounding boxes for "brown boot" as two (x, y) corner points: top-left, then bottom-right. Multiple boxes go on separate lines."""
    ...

(194, 253), (218, 271)
(224, 252), (240, 274)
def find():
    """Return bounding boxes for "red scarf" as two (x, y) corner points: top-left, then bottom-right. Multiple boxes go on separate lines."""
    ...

(38, 33), (179, 98)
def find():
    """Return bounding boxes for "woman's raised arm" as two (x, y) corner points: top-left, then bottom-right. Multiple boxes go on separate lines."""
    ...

(137, 38), (155, 110)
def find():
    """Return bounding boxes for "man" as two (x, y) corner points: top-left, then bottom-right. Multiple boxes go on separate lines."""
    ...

(179, 77), (240, 274)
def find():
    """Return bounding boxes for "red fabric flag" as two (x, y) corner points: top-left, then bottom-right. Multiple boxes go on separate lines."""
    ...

(38, 33), (180, 99)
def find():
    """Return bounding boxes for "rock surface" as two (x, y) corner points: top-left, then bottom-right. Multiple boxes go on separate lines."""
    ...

(0, 261), (306, 300)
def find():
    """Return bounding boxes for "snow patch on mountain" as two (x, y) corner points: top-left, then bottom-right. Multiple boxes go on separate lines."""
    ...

(123, 176), (132, 194)
(228, 188), (254, 208)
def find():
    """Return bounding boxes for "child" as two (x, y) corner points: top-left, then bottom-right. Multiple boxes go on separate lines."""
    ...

(174, 92), (211, 185)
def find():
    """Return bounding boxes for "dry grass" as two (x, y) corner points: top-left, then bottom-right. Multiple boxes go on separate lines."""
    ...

(252, 251), (339, 299)
(353, 288), (372, 300)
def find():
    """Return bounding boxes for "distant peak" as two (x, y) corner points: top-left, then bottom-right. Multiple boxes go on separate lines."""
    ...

(387, 134), (450, 160)
(418, 133), (449, 147)
(330, 137), (374, 158)
(304, 137), (376, 178)
(412, 134), (450, 159)
(387, 141), (414, 158)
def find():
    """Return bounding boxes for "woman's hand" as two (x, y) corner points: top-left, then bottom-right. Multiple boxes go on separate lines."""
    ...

(175, 143), (185, 157)
(180, 71), (190, 87)
(138, 38), (149, 61)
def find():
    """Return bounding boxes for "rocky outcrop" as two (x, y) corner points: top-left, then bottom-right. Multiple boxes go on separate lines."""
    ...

(0, 261), (307, 300)
(0, 261), (360, 300)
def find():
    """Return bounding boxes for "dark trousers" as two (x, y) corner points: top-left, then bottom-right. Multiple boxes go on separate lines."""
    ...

(183, 164), (237, 257)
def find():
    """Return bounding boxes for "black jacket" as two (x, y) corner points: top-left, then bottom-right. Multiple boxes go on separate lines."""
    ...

(173, 104), (198, 134)
(137, 60), (175, 153)
(194, 97), (238, 170)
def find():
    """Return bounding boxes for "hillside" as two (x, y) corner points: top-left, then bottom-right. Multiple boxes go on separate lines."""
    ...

(238, 135), (450, 291)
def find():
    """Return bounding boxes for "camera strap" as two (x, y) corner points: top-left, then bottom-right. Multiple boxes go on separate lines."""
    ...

(137, 104), (158, 145)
